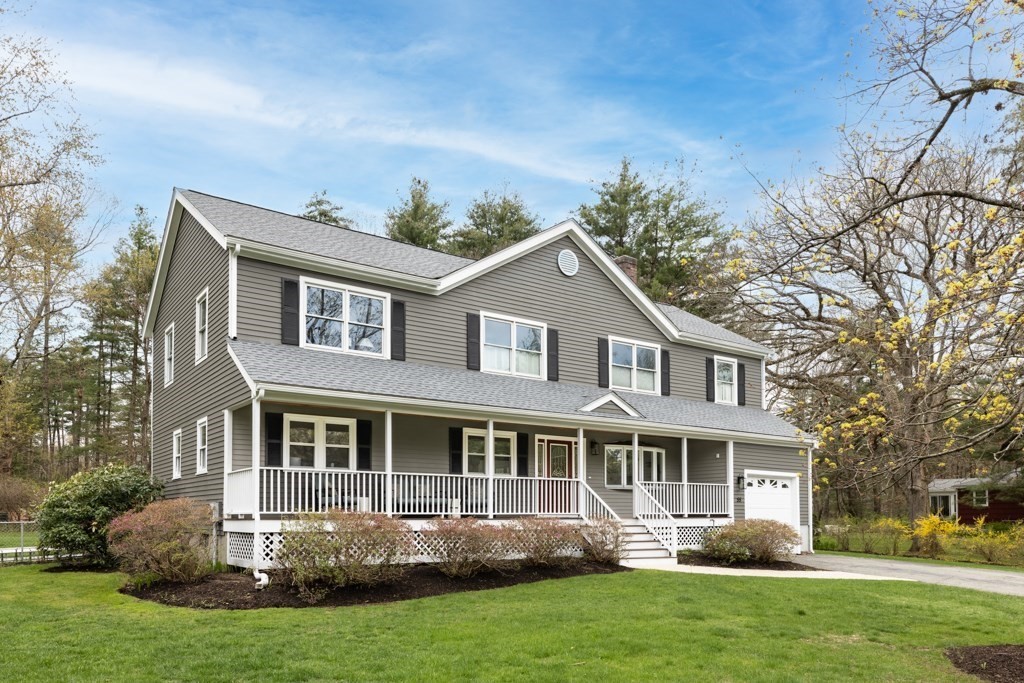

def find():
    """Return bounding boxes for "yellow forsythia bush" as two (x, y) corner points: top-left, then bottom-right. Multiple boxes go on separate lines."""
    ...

(870, 517), (910, 556)
(912, 514), (958, 558)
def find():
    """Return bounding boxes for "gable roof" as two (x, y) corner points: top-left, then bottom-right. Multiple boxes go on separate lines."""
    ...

(929, 471), (1020, 491)
(579, 393), (642, 417)
(143, 189), (771, 357)
(228, 340), (800, 443)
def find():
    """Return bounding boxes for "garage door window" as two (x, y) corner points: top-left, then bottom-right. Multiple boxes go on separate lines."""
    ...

(746, 478), (790, 489)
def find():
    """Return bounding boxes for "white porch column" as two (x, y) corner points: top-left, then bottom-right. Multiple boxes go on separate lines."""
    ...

(681, 437), (689, 517)
(251, 394), (261, 569)
(385, 410), (393, 517)
(223, 409), (232, 509)
(486, 419), (495, 519)
(726, 440), (735, 519)
(631, 432), (640, 517)
(576, 427), (585, 482)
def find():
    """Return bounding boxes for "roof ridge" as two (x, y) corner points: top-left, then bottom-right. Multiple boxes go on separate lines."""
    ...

(179, 188), (476, 265)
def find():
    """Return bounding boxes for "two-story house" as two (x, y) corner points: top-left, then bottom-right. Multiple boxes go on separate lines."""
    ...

(143, 189), (810, 567)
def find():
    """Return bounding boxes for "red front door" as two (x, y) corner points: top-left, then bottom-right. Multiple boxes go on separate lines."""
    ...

(541, 441), (575, 514)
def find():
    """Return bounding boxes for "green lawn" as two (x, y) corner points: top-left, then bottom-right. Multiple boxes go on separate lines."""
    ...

(818, 549), (1024, 573)
(0, 529), (38, 548)
(1, 564), (1021, 682)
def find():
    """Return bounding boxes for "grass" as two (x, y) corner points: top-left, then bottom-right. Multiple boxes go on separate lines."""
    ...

(817, 549), (1024, 573)
(0, 529), (38, 548)
(1, 564), (1023, 681)
(816, 530), (1024, 569)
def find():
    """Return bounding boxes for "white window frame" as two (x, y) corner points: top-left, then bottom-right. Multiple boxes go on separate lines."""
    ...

(480, 311), (547, 380)
(195, 417), (208, 475)
(972, 489), (989, 508)
(299, 276), (391, 358)
(639, 447), (667, 483)
(930, 492), (957, 518)
(195, 288), (209, 364)
(171, 429), (182, 480)
(604, 444), (636, 489)
(283, 413), (358, 470)
(163, 323), (175, 387)
(463, 428), (517, 477)
(534, 435), (579, 478)
(608, 336), (661, 394)
(714, 356), (738, 406)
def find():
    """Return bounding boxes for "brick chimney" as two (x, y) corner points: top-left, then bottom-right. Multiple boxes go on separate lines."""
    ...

(613, 255), (638, 284)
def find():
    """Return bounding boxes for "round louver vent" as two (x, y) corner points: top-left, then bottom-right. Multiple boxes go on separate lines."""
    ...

(557, 249), (579, 276)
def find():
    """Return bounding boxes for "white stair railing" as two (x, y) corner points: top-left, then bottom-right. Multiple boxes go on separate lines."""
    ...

(224, 468), (255, 514)
(579, 480), (621, 523)
(634, 481), (677, 554)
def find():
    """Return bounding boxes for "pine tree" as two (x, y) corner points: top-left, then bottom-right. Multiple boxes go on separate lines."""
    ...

(446, 188), (541, 259)
(384, 177), (452, 250)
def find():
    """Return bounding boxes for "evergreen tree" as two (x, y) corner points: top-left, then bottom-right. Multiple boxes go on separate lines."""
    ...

(300, 190), (353, 228)
(446, 187), (541, 259)
(384, 177), (452, 250)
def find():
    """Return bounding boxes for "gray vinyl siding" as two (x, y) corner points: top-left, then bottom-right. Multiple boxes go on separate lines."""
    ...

(687, 439), (729, 483)
(592, 402), (631, 416)
(733, 442), (809, 525)
(235, 236), (764, 406)
(232, 406), (252, 470)
(152, 213), (250, 503)
(582, 430), (683, 517)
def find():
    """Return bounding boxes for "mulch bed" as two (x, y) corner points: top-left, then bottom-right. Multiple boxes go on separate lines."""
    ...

(947, 645), (1024, 682)
(121, 562), (628, 609)
(677, 551), (820, 572)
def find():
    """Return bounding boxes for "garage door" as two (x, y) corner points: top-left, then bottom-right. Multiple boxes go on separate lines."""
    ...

(744, 475), (798, 529)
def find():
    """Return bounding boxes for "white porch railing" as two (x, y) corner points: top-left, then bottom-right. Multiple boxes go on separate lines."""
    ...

(392, 473), (488, 516)
(634, 481), (677, 554)
(642, 481), (730, 516)
(580, 481), (621, 522)
(493, 476), (578, 516)
(260, 468), (387, 514)
(224, 468), (254, 515)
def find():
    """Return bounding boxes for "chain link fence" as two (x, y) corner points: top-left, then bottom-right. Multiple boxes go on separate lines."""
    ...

(0, 520), (38, 550)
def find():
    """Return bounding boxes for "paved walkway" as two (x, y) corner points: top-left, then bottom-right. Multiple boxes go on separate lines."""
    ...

(622, 557), (909, 581)
(794, 554), (1024, 596)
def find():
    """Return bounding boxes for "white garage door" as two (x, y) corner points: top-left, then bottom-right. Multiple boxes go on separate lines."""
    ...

(744, 475), (799, 529)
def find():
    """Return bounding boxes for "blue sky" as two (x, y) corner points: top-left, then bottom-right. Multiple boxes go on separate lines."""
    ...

(8, 1), (872, 264)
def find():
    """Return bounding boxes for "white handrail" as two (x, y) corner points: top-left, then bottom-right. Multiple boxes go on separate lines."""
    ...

(260, 469), (386, 514)
(634, 481), (677, 554)
(640, 481), (730, 516)
(579, 480), (620, 523)
(225, 468), (255, 515)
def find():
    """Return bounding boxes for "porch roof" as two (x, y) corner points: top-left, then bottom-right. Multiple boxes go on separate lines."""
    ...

(229, 339), (802, 441)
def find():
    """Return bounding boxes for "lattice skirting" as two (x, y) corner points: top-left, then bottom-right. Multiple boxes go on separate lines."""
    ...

(675, 524), (721, 549)
(227, 528), (584, 568)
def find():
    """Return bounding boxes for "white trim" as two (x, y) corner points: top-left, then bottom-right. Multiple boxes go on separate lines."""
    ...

(713, 356), (738, 406)
(228, 244), (239, 339)
(761, 358), (767, 410)
(298, 275), (392, 359)
(742, 468), (799, 529)
(195, 287), (209, 365)
(255, 382), (807, 446)
(727, 441), (735, 517)
(283, 413), (358, 470)
(226, 344), (257, 394)
(223, 409), (232, 497)
(463, 427), (516, 477)
(171, 428), (182, 480)
(603, 443), (636, 489)
(195, 417), (208, 475)
(578, 392), (641, 417)
(972, 489), (990, 508)
(607, 336), (661, 394)
(384, 410), (393, 516)
(534, 434), (579, 478)
(479, 310), (547, 381)
(163, 323), (175, 387)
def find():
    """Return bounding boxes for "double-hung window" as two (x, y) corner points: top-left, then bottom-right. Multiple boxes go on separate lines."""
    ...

(163, 324), (175, 386)
(301, 277), (389, 357)
(715, 357), (737, 405)
(482, 313), (544, 379)
(195, 289), (208, 364)
(172, 429), (182, 479)
(610, 337), (659, 393)
(284, 414), (356, 470)
(196, 418), (208, 474)
(604, 445), (666, 487)
(463, 428), (516, 476)
(972, 489), (989, 507)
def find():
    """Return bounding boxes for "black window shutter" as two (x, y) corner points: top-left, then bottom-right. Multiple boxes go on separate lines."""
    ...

(705, 358), (715, 402)
(517, 432), (529, 477)
(547, 329), (559, 382)
(660, 349), (671, 396)
(391, 300), (406, 361)
(449, 427), (463, 474)
(281, 279), (300, 346)
(356, 420), (373, 470)
(466, 313), (481, 371)
(598, 336), (609, 388)
(737, 363), (746, 406)
(266, 412), (283, 467)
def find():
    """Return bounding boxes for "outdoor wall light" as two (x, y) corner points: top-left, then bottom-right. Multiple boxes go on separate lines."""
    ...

(735, 475), (745, 487)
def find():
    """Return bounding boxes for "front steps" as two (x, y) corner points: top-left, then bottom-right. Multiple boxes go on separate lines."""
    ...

(620, 518), (673, 560)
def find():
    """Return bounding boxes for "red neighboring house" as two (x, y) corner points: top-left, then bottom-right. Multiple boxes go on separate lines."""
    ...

(928, 472), (1023, 523)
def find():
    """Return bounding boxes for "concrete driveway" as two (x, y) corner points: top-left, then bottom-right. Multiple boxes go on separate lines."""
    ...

(795, 553), (1024, 596)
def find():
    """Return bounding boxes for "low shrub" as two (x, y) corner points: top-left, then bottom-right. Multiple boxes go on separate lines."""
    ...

(871, 517), (910, 556)
(814, 535), (838, 552)
(423, 517), (510, 578)
(702, 519), (801, 565)
(580, 518), (625, 564)
(278, 511), (413, 604)
(36, 464), (162, 564)
(108, 498), (214, 583)
(851, 518), (878, 554)
(912, 514), (958, 559)
(509, 517), (582, 568)
(959, 518), (1014, 564)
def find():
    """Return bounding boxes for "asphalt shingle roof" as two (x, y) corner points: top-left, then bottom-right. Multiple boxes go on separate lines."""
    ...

(656, 303), (769, 355)
(230, 340), (801, 441)
(181, 189), (474, 279)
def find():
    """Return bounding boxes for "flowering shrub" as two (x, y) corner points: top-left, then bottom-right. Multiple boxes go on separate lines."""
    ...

(581, 518), (625, 564)
(277, 511), (413, 603)
(422, 517), (511, 578)
(870, 517), (910, 556)
(108, 498), (214, 583)
(509, 517), (581, 568)
(912, 514), (959, 558)
(36, 464), (162, 564)
(702, 519), (801, 564)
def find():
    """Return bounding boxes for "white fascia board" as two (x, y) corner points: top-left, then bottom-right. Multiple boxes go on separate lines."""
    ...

(254, 382), (805, 446)
(226, 344), (258, 395)
(578, 392), (642, 417)
(143, 189), (229, 339)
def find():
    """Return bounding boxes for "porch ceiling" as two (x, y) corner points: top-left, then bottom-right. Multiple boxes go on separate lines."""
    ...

(229, 339), (802, 441)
